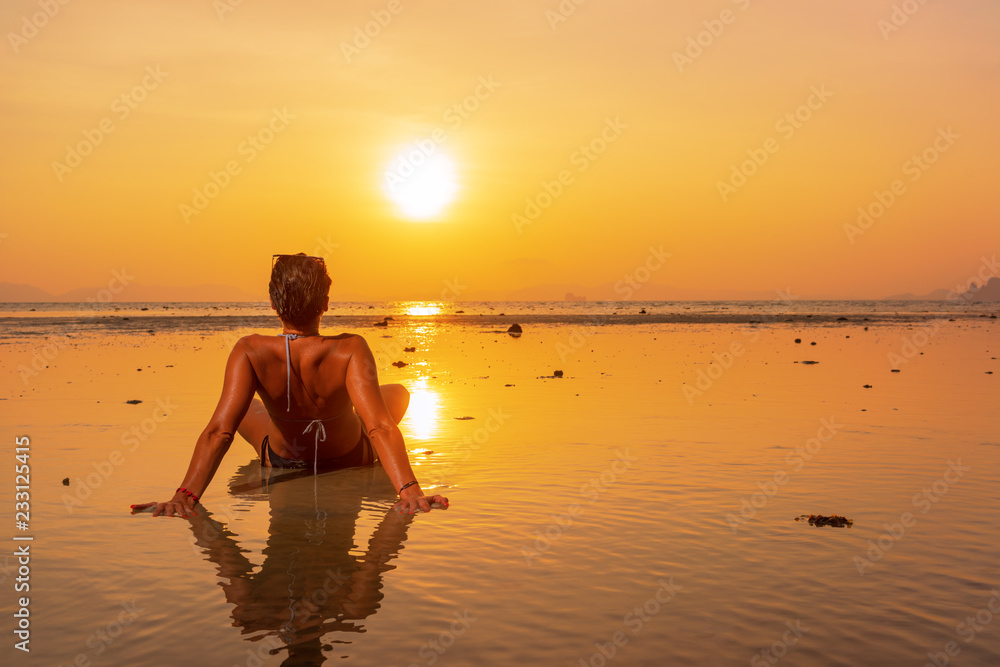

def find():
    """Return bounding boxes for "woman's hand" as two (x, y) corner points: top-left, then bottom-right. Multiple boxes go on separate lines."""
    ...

(394, 485), (449, 514)
(130, 493), (198, 518)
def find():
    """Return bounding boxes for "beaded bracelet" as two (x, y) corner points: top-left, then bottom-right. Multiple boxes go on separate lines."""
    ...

(398, 480), (418, 495)
(176, 487), (200, 503)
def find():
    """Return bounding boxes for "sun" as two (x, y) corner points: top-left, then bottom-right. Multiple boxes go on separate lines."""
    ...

(383, 147), (458, 220)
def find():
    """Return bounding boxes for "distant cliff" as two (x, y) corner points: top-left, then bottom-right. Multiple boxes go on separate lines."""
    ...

(886, 276), (1000, 302)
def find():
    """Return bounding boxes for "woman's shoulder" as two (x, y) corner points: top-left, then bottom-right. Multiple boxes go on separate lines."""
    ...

(322, 332), (368, 350)
(231, 332), (366, 351)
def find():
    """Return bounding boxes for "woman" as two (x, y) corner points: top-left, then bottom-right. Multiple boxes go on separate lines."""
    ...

(133, 253), (448, 517)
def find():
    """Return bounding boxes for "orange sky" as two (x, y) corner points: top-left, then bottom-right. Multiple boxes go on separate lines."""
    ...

(1, 0), (998, 300)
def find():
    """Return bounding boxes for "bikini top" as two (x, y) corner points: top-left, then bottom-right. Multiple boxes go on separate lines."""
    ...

(275, 333), (353, 476)
(276, 333), (352, 421)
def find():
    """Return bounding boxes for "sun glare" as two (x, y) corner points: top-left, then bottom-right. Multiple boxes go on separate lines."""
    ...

(401, 377), (441, 441)
(404, 302), (442, 317)
(383, 148), (458, 220)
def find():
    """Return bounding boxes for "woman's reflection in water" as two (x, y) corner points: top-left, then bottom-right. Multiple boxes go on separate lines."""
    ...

(186, 461), (416, 666)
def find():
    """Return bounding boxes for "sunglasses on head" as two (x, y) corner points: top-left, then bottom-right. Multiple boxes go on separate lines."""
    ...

(272, 254), (325, 268)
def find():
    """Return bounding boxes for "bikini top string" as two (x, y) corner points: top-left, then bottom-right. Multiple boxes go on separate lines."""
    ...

(281, 333), (296, 412)
(280, 333), (329, 463)
(280, 333), (329, 530)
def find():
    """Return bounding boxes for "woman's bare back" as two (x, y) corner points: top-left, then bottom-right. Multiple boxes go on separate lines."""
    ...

(243, 333), (366, 460)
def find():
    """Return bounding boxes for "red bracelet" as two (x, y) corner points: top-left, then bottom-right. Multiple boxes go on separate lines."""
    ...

(176, 487), (200, 502)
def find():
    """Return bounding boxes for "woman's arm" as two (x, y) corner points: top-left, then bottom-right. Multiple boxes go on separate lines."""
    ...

(133, 339), (257, 518)
(345, 336), (448, 514)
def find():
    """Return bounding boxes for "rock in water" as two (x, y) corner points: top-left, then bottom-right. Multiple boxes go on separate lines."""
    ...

(392, 361), (408, 368)
(507, 323), (522, 338)
(795, 514), (853, 528)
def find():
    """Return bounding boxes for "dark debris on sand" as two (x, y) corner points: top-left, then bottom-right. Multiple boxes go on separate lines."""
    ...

(125, 399), (143, 404)
(795, 514), (853, 528)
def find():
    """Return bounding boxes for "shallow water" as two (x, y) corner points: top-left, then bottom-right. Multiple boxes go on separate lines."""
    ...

(1, 304), (998, 666)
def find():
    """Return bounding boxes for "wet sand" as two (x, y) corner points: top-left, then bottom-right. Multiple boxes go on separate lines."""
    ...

(1, 314), (998, 666)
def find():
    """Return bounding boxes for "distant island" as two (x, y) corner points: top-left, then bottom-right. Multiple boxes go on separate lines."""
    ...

(0, 282), (261, 303)
(1, 277), (997, 303)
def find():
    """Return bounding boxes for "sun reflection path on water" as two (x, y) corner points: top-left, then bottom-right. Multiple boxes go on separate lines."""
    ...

(392, 303), (446, 442)
(401, 377), (440, 441)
